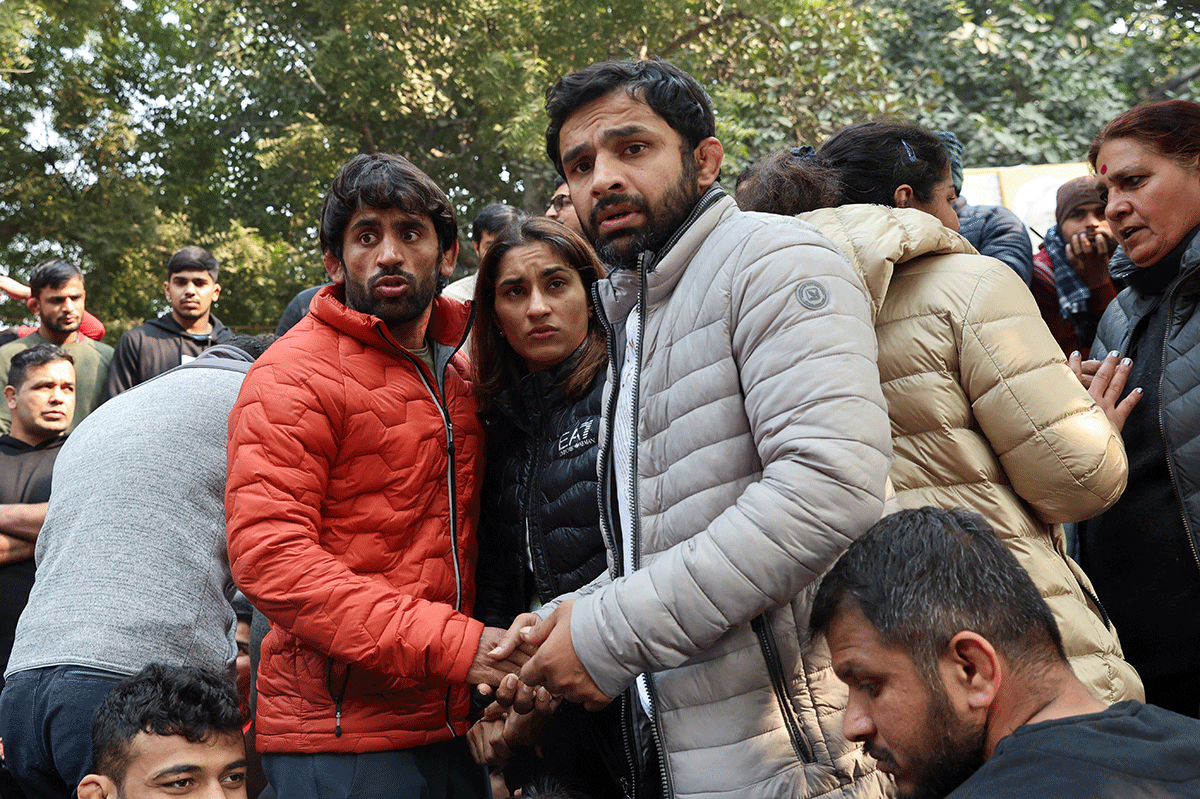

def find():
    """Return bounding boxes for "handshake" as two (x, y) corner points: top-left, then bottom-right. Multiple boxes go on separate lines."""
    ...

(464, 599), (613, 767)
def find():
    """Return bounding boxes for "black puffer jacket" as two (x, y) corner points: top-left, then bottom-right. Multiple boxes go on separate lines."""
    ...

(475, 359), (607, 627)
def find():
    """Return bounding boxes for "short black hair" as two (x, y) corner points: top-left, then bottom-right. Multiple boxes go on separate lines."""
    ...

(818, 120), (951, 207)
(28, 258), (84, 299)
(545, 59), (716, 177)
(7, 343), (73, 390)
(222, 333), (276, 361)
(472, 203), (526, 244)
(91, 664), (244, 789)
(167, 246), (220, 280)
(810, 507), (1066, 687)
(319, 152), (458, 260)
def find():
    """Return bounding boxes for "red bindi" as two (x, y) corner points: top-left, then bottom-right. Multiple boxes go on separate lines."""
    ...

(1100, 164), (1107, 175)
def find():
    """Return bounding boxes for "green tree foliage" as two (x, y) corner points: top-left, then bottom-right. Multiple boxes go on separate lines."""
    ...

(863, 0), (1200, 166)
(2, 0), (1198, 332)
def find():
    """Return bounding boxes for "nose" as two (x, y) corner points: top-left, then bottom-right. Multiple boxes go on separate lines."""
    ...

(48, 386), (67, 405)
(546, 203), (559, 219)
(527, 286), (550, 317)
(1105, 191), (1129, 224)
(378, 230), (405, 264)
(589, 152), (625, 196)
(842, 695), (876, 743)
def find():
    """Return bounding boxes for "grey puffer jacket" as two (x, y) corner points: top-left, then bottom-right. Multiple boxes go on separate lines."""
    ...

(1094, 235), (1200, 571)
(569, 187), (893, 799)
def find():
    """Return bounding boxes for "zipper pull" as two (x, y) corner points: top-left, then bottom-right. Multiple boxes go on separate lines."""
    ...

(335, 702), (343, 737)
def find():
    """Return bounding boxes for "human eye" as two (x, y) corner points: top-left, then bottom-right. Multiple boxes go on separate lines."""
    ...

(221, 770), (248, 787)
(504, 285), (525, 297)
(358, 231), (378, 245)
(403, 229), (422, 242)
(569, 159), (592, 175)
(624, 142), (648, 156)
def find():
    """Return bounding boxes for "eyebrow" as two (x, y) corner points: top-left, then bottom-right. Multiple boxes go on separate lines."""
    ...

(150, 758), (249, 780)
(561, 123), (652, 169)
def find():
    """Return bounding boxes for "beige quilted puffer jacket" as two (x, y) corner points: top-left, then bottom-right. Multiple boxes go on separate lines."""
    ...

(802, 204), (1143, 706)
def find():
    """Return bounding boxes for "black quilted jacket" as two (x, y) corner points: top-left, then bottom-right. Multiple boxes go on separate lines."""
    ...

(474, 359), (607, 626)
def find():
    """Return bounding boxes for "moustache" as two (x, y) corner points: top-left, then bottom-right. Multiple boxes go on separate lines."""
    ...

(589, 193), (650, 230)
(863, 742), (899, 771)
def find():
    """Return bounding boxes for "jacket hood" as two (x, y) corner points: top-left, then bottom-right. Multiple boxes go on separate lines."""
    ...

(145, 312), (229, 339)
(798, 205), (977, 322)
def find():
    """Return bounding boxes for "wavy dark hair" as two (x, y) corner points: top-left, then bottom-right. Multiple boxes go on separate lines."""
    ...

(818, 120), (950, 207)
(91, 664), (244, 789)
(471, 217), (607, 416)
(545, 59), (716, 178)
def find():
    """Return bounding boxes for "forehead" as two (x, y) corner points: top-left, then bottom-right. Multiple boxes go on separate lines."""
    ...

(170, 269), (214, 283)
(497, 242), (572, 281)
(18, 359), (74, 388)
(39, 276), (84, 298)
(346, 204), (434, 232)
(559, 89), (682, 155)
(1096, 137), (1163, 183)
(123, 731), (244, 785)
(1068, 202), (1105, 214)
(826, 605), (916, 680)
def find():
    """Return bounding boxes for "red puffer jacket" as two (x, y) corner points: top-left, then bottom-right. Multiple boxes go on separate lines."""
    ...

(226, 285), (485, 753)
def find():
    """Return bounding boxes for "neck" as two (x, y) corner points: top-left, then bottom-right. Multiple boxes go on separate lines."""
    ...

(388, 307), (433, 352)
(38, 326), (76, 345)
(984, 663), (1106, 758)
(173, 311), (212, 336)
(9, 426), (58, 448)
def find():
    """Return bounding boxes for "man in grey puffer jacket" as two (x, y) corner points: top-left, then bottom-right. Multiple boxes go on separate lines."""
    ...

(507, 60), (893, 799)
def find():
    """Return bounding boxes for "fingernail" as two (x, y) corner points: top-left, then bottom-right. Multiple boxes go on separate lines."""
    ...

(1110, 350), (1120, 358)
(1070, 350), (1081, 359)
(1135, 387), (1144, 394)
(520, 626), (533, 636)
(489, 646), (503, 656)
(1121, 358), (1131, 367)
(504, 674), (518, 687)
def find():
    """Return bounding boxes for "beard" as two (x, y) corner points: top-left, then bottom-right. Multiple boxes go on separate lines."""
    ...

(870, 684), (987, 799)
(43, 314), (81, 337)
(343, 266), (439, 330)
(588, 150), (702, 271)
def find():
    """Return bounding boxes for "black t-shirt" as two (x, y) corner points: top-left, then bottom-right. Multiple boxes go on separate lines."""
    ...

(949, 701), (1200, 798)
(0, 433), (65, 677)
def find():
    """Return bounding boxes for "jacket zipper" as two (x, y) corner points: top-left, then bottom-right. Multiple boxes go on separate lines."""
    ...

(380, 319), (468, 735)
(751, 616), (814, 763)
(1157, 286), (1200, 576)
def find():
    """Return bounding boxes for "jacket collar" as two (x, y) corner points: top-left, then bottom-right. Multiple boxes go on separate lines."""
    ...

(309, 283), (473, 354)
(596, 184), (732, 323)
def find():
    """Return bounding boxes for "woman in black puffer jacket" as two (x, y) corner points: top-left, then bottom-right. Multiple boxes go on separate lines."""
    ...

(468, 217), (623, 796)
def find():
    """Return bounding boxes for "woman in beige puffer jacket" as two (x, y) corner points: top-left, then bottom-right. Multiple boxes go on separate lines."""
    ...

(737, 128), (1143, 705)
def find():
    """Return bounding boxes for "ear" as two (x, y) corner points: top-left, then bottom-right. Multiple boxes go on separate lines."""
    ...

(5, 384), (16, 410)
(211, 282), (221, 304)
(473, 240), (483, 258)
(323, 250), (345, 284)
(938, 631), (1001, 714)
(163, 279), (172, 301)
(439, 240), (460, 280)
(893, 184), (916, 209)
(694, 137), (724, 190)
(77, 774), (117, 799)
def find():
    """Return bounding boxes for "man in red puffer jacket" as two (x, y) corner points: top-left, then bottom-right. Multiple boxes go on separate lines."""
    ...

(226, 153), (527, 799)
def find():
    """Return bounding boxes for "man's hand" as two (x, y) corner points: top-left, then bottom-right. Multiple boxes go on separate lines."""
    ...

(518, 600), (613, 711)
(1070, 349), (1142, 431)
(1066, 231), (1114, 277)
(466, 626), (534, 687)
(466, 701), (512, 765)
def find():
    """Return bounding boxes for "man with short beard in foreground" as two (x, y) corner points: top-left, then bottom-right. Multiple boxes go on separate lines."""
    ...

(503, 59), (892, 799)
(225, 153), (530, 799)
(811, 506), (1200, 799)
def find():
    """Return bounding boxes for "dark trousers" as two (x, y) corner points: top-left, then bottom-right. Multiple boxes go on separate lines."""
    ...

(263, 737), (489, 799)
(0, 665), (124, 799)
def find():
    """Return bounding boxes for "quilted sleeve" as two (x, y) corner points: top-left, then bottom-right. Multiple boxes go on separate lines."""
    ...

(570, 229), (892, 696)
(957, 258), (1128, 523)
(225, 354), (484, 686)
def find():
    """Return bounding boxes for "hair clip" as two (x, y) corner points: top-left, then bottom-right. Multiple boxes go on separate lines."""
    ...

(790, 145), (817, 160)
(901, 140), (918, 163)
